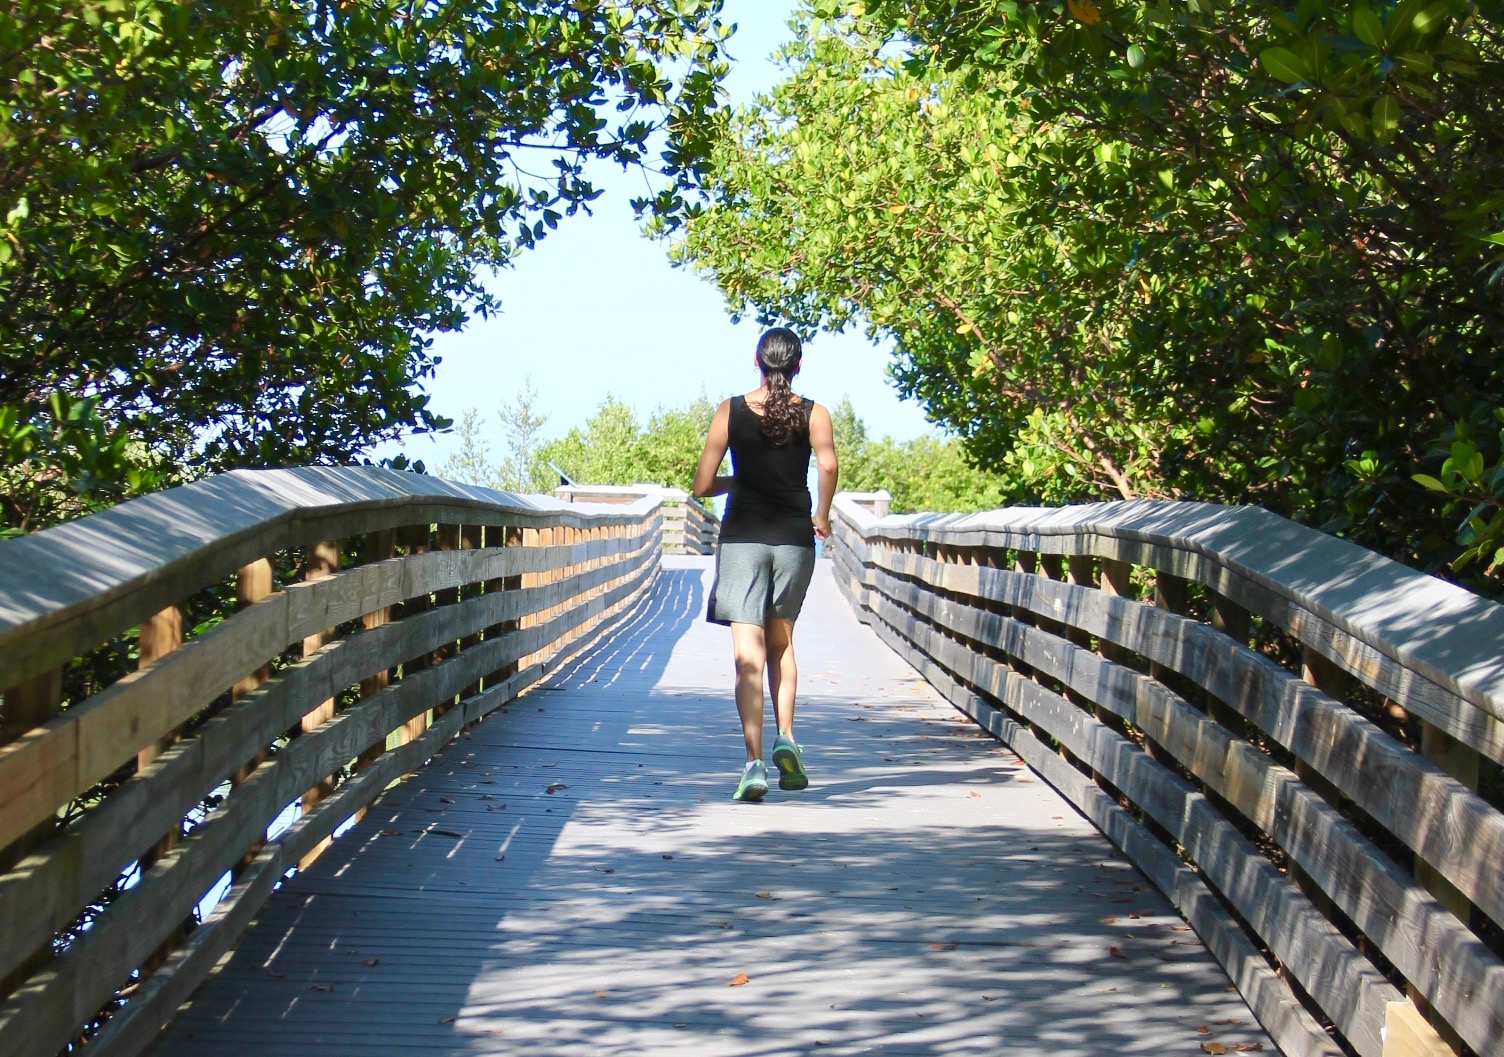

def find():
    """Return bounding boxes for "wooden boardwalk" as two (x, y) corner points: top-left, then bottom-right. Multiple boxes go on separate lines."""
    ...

(151, 556), (1278, 1057)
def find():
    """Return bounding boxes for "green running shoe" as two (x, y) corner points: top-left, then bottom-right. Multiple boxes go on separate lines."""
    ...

(771, 733), (808, 791)
(733, 760), (768, 802)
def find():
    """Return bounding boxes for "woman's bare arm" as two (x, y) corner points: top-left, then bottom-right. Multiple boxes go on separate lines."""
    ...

(692, 399), (733, 498)
(807, 402), (839, 539)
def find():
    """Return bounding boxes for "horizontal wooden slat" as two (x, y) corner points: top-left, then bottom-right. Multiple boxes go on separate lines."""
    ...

(0, 544), (659, 1057)
(0, 467), (660, 691)
(866, 560), (1504, 1056)
(0, 529), (654, 854)
(858, 584), (1400, 1057)
(830, 571), (1344, 1057)
(866, 543), (1504, 929)
(834, 496), (1504, 762)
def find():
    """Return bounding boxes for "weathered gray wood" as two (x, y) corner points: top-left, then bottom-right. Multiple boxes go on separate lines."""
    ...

(84, 549), (660, 1057)
(0, 467), (661, 691)
(835, 571), (1342, 1057)
(0, 544), (659, 1057)
(865, 560), (1504, 1056)
(865, 542), (1504, 932)
(858, 584), (1400, 1057)
(841, 498), (1504, 762)
(0, 529), (655, 854)
(143, 558), (1278, 1057)
(0, 536), (658, 985)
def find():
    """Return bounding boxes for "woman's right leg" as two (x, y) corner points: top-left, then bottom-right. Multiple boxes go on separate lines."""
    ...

(730, 621), (768, 763)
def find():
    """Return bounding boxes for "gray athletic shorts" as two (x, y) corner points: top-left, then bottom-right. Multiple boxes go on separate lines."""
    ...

(708, 543), (817, 626)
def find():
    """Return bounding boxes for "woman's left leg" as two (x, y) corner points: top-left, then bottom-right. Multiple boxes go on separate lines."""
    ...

(764, 616), (798, 738)
(765, 615), (809, 790)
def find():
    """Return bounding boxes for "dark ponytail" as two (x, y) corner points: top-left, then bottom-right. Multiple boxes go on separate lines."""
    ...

(755, 328), (807, 445)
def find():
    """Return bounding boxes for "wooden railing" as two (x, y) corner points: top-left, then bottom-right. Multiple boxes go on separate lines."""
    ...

(829, 495), (1504, 1057)
(0, 467), (662, 1057)
(556, 484), (719, 554)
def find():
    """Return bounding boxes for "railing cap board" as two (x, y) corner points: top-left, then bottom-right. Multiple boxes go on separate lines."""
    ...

(556, 483), (721, 525)
(0, 466), (659, 691)
(832, 495), (1504, 730)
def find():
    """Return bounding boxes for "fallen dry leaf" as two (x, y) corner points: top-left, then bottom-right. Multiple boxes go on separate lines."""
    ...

(545, 782), (567, 794)
(593, 865), (615, 874)
(728, 973), (749, 987)
(967, 791), (981, 799)
(1201, 1044), (1228, 1055)
(662, 853), (674, 860)
(928, 942), (958, 951)
(1229, 1045), (1264, 1052)
(594, 989), (611, 999)
(438, 1015), (457, 1025)
(1108, 946), (1127, 959)
(755, 889), (773, 899)
(438, 796), (456, 804)
(263, 968), (285, 979)
(363, 958), (380, 967)
(379, 828), (397, 836)
(1196, 1025), (1211, 1035)
(307, 983), (333, 993)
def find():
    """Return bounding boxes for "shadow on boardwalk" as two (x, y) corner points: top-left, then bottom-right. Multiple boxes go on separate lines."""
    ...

(151, 558), (1276, 1057)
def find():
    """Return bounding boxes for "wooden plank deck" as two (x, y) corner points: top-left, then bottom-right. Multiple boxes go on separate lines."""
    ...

(150, 556), (1279, 1057)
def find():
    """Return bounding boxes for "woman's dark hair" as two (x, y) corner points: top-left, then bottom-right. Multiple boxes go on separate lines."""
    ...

(755, 327), (807, 445)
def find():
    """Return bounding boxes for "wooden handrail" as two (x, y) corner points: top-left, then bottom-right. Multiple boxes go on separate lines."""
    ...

(555, 483), (720, 554)
(0, 468), (662, 1057)
(829, 494), (1504, 1057)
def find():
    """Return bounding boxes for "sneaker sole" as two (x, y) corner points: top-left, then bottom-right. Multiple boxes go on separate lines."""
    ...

(733, 781), (768, 803)
(772, 746), (808, 791)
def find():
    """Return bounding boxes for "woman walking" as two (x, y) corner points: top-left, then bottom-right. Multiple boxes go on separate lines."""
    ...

(693, 328), (839, 802)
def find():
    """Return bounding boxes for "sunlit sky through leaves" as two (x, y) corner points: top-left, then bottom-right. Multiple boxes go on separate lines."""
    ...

(373, 0), (934, 471)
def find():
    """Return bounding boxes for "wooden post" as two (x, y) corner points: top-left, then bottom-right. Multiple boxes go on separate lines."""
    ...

(295, 539), (341, 869)
(432, 525), (461, 719)
(397, 524), (430, 746)
(354, 529), (395, 819)
(487, 526), (523, 690)
(0, 665), (62, 747)
(136, 604), (190, 974)
(1098, 558), (1134, 665)
(1384, 999), (1457, 1057)
(1149, 571), (1188, 683)
(459, 524), (483, 702)
(1289, 645), (1350, 920)
(137, 605), (185, 850)
(0, 665), (63, 998)
(1407, 715), (1479, 1052)
(1416, 720), (1480, 974)
(232, 557), (274, 877)
(520, 525), (541, 667)
(1064, 555), (1095, 648)
(0, 663), (64, 857)
(1205, 592), (1253, 732)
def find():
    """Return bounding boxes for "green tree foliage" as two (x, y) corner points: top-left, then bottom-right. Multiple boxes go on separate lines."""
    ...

(1, 0), (729, 532)
(669, 0), (1504, 581)
(831, 398), (1010, 513)
(537, 395), (720, 490)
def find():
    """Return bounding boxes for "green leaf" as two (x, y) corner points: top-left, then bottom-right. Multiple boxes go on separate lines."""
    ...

(1412, 474), (1448, 492)
(1372, 94), (1401, 143)
(1352, 7), (1385, 48)
(1259, 47), (1309, 84)
(1125, 45), (1146, 69)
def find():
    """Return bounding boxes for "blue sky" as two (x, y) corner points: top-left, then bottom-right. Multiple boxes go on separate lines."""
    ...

(377, 0), (934, 469)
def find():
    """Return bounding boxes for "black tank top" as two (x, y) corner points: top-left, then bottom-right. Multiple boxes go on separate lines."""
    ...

(720, 394), (815, 547)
